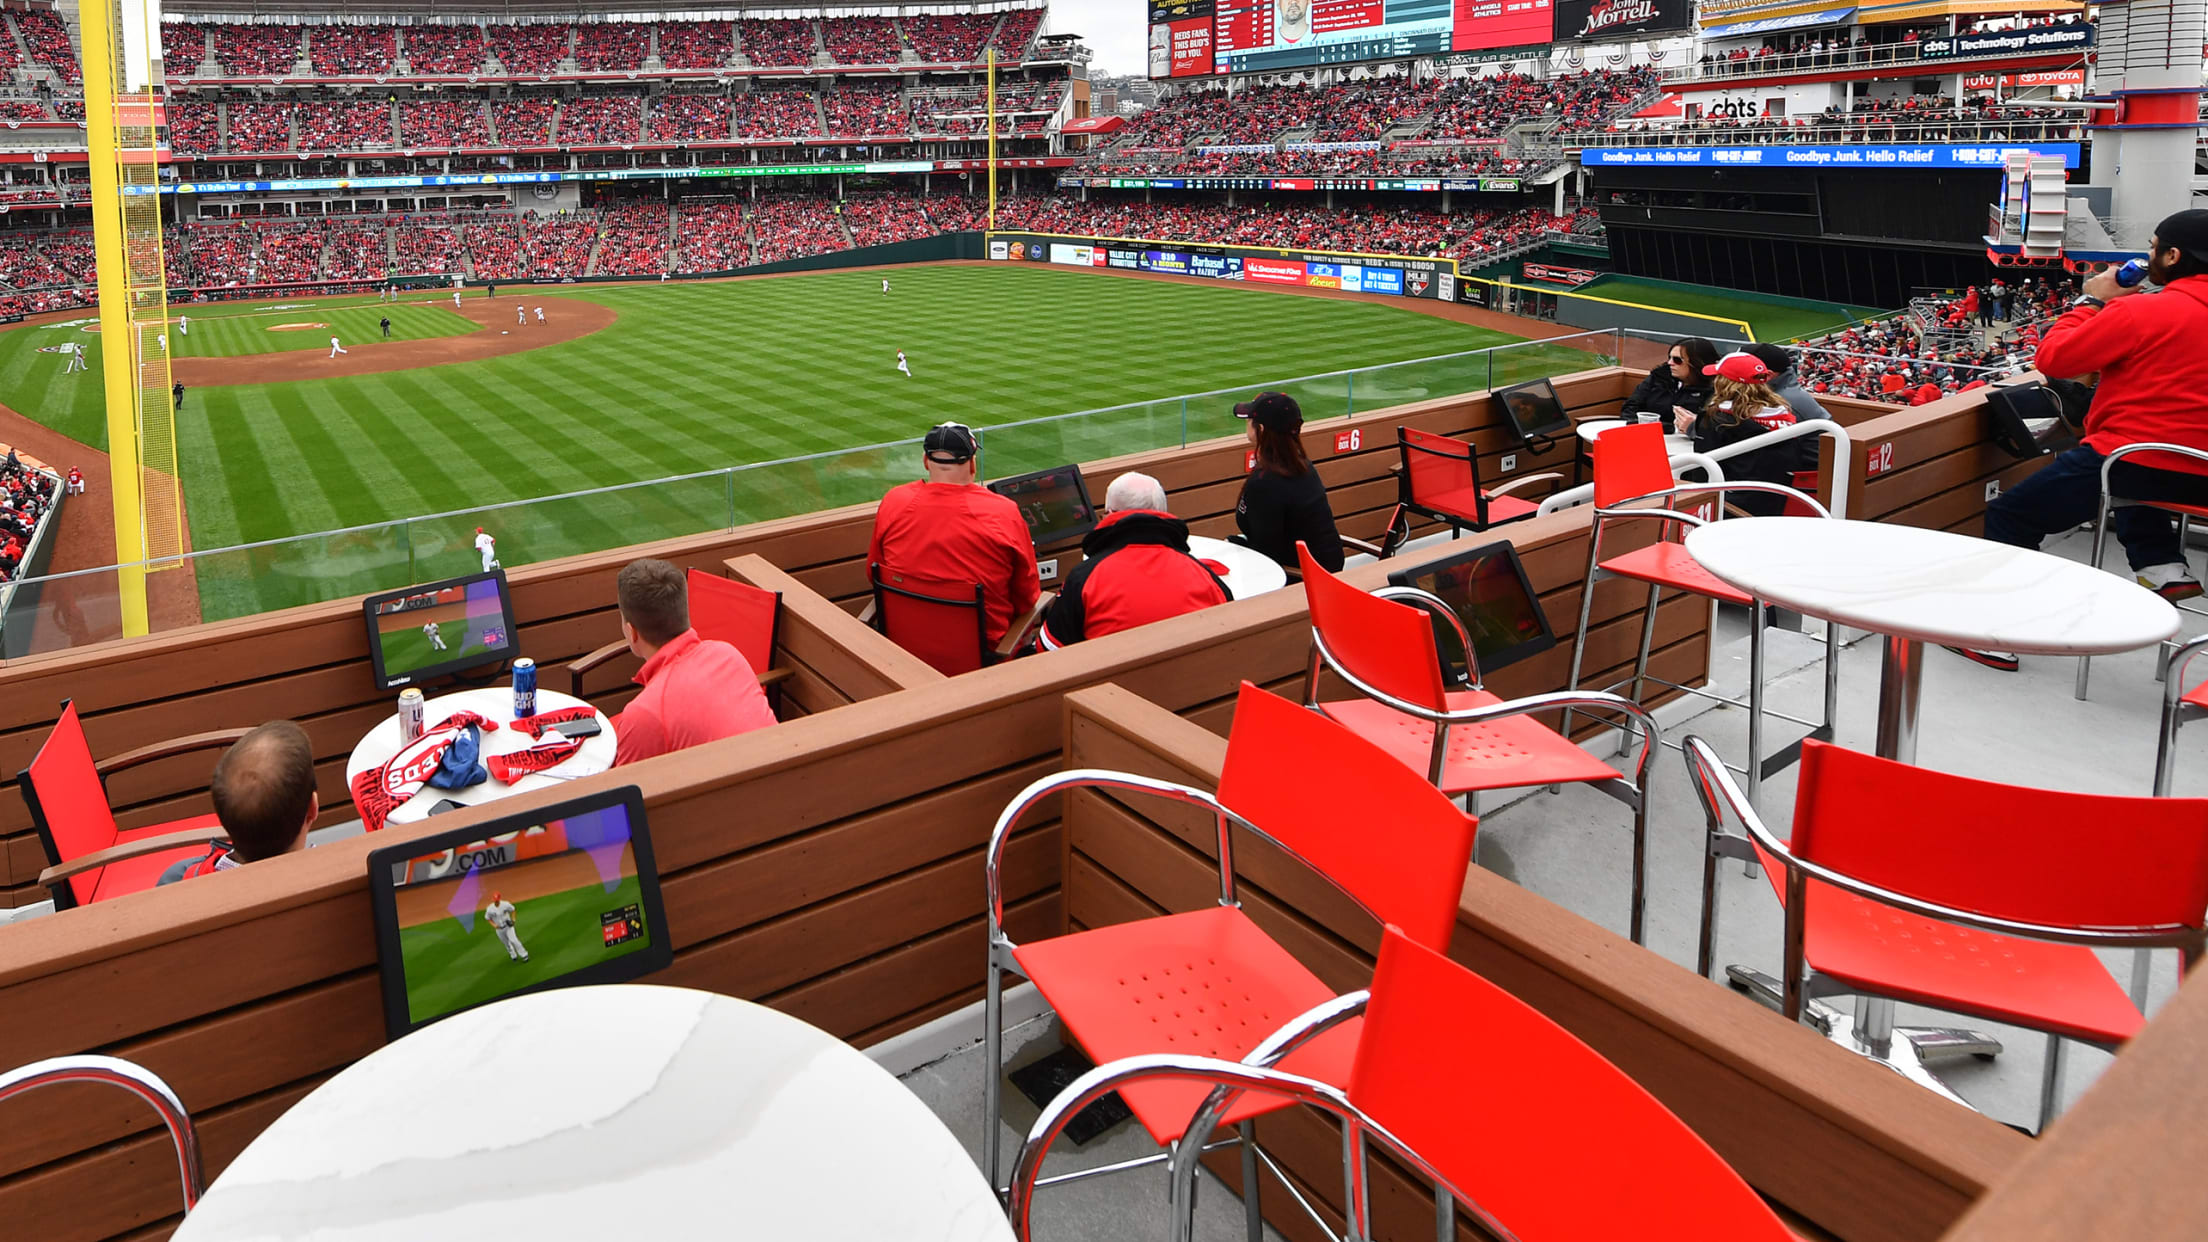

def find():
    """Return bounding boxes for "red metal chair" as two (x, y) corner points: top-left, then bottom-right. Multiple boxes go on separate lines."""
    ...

(2076, 441), (2208, 700)
(1566, 421), (1836, 807)
(864, 564), (1051, 675)
(1688, 735), (2208, 1133)
(19, 701), (250, 910)
(1007, 926), (1797, 1242)
(1378, 427), (1559, 557)
(566, 567), (788, 699)
(1295, 543), (1661, 944)
(2155, 632), (2208, 798)
(982, 682), (1478, 1222)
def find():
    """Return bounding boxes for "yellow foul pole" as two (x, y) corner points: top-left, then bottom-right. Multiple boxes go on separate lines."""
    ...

(986, 48), (997, 231)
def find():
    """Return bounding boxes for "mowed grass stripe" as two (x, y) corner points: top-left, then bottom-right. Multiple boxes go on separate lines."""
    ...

(0, 266), (1523, 618)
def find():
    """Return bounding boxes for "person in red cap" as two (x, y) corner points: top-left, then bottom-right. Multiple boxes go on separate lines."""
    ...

(1910, 382), (1942, 406)
(868, 421), (1040, 650)
(473, 526), (498, 573)
(1678, 352), (1811, 516)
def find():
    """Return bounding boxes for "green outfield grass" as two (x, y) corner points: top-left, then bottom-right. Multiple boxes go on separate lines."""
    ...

(173, 300), (478, 359)
(399, 873), (648, 1027)
(0, 266), (1604, 620)
(378, 617), (501, 684)
(1579, 274), (1887, 343)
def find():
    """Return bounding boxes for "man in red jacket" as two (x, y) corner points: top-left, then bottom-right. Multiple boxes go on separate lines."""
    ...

(869, 422), (1040, 648)
(1037, 473), (1228, 649)
(1969, 209), (2208, 669)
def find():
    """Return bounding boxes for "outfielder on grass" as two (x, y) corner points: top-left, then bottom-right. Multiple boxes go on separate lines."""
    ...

(485, 892), (528, 962)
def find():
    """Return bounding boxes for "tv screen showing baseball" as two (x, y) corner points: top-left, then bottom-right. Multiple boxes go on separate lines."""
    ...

(363, 568), (519, 690)
(367, 787), (672, 1036)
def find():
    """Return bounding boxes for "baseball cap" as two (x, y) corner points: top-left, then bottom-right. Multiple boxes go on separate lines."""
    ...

(923, 421), (977, 464)
(1234, 391), (1302, 431)
(1704, 352), (1774, 383)
(474, 527), (484, 534)
(1744, 343), (1793, 376)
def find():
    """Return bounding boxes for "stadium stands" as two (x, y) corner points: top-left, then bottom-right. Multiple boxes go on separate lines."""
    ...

(647, 93), (733, 143)
(819, 15), (901, 65)
(308, 24), (397, 76)
(17, 10), (80, 83)
(840, 191), (937, 248)
(295, 99), (394, 150)
(486, 22), (571, 74)
(558, 95), (644, 145)
(675, 199), (749, 270)
(167, 100), (220, 153)
(401, 25), (486, 75)
(594, 201), (672, 275)
(161, 22), (205, 70)
(390, 220), (464, 275)
(323, 225), (388, 281)
(210, 23), (302, 76)
(224, 102), (294, 152)
(400, 99), (493, 149)
(903, 11), (992, 62)
(991, 6), (1043, 57)
(491, 97), (558, 145)
(820, 84), (904, 136)
(522, 214), (597, 277)
(747, 195), (846, 264)
(658, 20), (733, 70)
(573, 21), (653, 72)
(738, 17), (816, 67)
(733, 86), (821, 138)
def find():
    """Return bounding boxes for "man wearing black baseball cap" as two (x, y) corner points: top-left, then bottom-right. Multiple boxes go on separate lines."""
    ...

(868, 421), (1040, 649)
(1234, 391), (1344, 572)
(1969, 208), (2208, 671)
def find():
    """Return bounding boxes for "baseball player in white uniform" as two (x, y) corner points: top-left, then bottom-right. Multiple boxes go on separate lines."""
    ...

(423, 620), (447, 651)
(475, 526), (499, 572)
(533, 306), (545, 324)
(516, 305), (526, 326)
(896, 350), (912, 378)
(485, 893), (528, 962)
(62, 342), (85, 373)
(178, 315), (188, 336)
(881, 277), (891, 295)
(328, 336), (347, 359)
(453, 289), (463, 310)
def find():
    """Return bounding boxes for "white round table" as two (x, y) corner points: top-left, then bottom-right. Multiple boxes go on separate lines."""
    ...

(1685, 517), (2179, 1084)
(1575, 417), (1694, 456)
(345, 687), (617, 827)
(1187, 535), (1290, 600)
(170, 985), (1013, 1242)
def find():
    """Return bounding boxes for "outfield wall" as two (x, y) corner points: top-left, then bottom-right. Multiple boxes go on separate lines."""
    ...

(984, 230), (1461, 301)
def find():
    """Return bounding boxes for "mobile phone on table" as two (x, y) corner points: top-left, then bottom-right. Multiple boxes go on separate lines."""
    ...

(428, 798), (466, 816)
(554, 717), (603, 740)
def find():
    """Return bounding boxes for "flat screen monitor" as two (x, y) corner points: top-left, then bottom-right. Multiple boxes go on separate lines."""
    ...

(987, 465), (1098, 547)
(1494, 378), (1573, 447)
(1385, 540), (1555, 684)
(367, 785), (671, 1038)
(363, 569), (519, 691)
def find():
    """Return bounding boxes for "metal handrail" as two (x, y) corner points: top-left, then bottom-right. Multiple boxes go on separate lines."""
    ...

(1537, 418), (1853, 519)
(0, 1056), (203, 1211)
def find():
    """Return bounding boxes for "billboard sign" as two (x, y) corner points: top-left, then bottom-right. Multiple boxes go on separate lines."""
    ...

(1961, 68), (2085, 91)
(1581, 143), (2081, 170)
(1148, 0), (1217, 78)
(1551, 0), (1689, 41)
(1190, 253), (1245, 279)
(1918, 23), (2092, 61)
(1141, 249), (1194, 274)
(1524, 262), (1600, 286)
(1452, 0), (1555, 53)
(1245, 257), (1309, 283)
(1218, 0), (1457, 73)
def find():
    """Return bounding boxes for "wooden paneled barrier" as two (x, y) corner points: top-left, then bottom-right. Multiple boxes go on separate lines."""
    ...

(0, 366), (1640, 905)
(1059, 684), (2030, 1242)
(1823, 380), (2048, 536)
(0, 492), (1709, 1242)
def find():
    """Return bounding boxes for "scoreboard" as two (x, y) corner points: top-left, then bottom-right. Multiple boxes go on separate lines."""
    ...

(1211, 0), (1455, 74)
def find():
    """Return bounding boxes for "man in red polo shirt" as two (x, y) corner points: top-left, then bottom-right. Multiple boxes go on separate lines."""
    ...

(611, 559), (776, 765)
(868, 422), (1040, 647)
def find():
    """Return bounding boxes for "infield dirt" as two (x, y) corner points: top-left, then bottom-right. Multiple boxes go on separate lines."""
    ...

(168, 293), (618, 387)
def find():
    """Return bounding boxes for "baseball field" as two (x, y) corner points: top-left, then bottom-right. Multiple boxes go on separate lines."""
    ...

(0, 263), (1595, 620)
(397, 866), (649, 1027)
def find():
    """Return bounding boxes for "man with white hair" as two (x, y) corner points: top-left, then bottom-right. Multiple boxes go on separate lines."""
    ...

(1038, 471), (1228, 650)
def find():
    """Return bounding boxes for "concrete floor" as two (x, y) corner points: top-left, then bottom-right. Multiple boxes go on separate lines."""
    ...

(888, 520), (2204, 1231)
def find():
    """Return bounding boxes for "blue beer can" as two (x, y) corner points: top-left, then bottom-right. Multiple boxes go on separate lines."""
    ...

(513, 657), (537, 719)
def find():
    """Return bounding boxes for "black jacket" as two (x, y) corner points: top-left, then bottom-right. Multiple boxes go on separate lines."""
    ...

(1236, 467), (1342, 572)
(1690, 403), (1817, 515)
(1618, 364), (1711, 433)
(1039, 510), (1229, 648)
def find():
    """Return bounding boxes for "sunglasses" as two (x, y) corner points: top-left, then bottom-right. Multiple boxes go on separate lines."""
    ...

(1668, 353), (1687, 363)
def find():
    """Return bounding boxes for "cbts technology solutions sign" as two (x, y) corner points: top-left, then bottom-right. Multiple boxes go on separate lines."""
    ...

(990, 232), (1455, 299)
(1918, 22), (2093, 60)
(1583, 143), (2081, 170)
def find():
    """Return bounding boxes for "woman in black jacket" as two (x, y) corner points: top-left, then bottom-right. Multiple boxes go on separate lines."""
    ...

(1618, 336), (1719, 432)
(1233, 391), (1344, 572)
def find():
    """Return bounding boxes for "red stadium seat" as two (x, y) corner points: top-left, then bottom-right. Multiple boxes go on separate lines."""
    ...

(865, 563), (1049, 675)
(566, 568), (787, 701)
(20, 702), (248, 909)
(1378, 426), (1554, 556)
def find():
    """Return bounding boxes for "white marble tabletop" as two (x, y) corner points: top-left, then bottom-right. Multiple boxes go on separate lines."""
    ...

(171, 985), (1013, 1242)
(345, 687), (616, 827)
(1188, 535), (1290, 600)
(1574, 417), (1694, 454)
(1685, 517), (2180, 655)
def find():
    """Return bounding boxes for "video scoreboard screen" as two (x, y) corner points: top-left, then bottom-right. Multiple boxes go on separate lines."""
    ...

(1210, 0), (1456, 74)
(1452, 0), (1554, 52)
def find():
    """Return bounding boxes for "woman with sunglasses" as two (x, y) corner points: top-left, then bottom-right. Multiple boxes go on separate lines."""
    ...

(1618, 336), (1719, 433)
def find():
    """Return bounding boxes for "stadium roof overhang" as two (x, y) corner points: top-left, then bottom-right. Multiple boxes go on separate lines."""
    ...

(1059, 115), (1123, 134)
(1855, 0), (2086, 24)
(1700, 6), (1857, 38)
(161, 0), (944, 16)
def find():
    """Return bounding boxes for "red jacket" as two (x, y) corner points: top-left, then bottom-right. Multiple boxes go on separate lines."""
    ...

(613, 629), (776, 765)
(1039, 510), (1228, 649)
(869, 480), (1040, 643)
(2036, 275), (2208, 474)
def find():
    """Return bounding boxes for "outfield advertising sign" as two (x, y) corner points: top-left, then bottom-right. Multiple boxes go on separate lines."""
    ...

(1583, 143), (2081, 170)
(990, 233), (1454, 300)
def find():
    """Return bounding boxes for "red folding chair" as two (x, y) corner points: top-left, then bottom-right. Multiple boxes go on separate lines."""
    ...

(1688, 735), (2208, 1133)
(2076, 441), (2208, 700)
(19, 701), (249, 910)
(1295, 543), (1661, 944)
(1566, 421), (1836, 807)
(982, 682), (1478, 1226)
(1378, 427), (1559, 557)
(1008, 926), (1797, 1242)
(566, 567), (788, 700)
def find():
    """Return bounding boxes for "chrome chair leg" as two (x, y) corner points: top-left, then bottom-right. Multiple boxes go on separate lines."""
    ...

(983, 964), (1005, 1194)
(1620, 579), (1662, 759)
(1562, 545), (1604, 742)
(1628, 790), (1649, 947)
(2130, 948), (2153, 1016)
(2077, 495), (2115, 701)
(1746, 601), (1767, 808)
(1435, 1189), (1454, 1242)
(1239, 1121), (1262, 1242)
(2036, 1035), (2068, 1135)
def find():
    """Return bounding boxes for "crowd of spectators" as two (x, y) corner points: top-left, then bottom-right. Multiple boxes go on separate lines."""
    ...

(594, 201), (670, 275)
(821, 85), (905, 135)
(391, 221), (463, 274)
(402, 26), (486, 75)
(920, 193), (985, 232)
(0, 453), (57, 582)
(573, 22), (652, 72)
(162, 23), (205, 69)
(658, 21), (732, 69)
(462, 218), (525, 279)
(903, 12), (993, 62)
(991, 7), (1043, 57)
(0, 234), (73, 288)
(51, 96), (82, 122)
(733, 87), (821, 138)
(296, 100), (394, 149)
(1090, 147), (1533, 178)
(647, 93), (732, 142)
(820, 16), (901, 65)
(1687, 21), (2085, 77)
(210, 23), (302, 76)
(990, 194), (1577, 264)
(747, 195), (847, 264)
(487, 23), (571, 75)
(675, 200), (748, 270)
(840, 191), (936, 248)
(38, 233), (93, 283)
(1788, 277), (2076, 401)
(559, 95), (643, 144)
(308, 25), (396, 76)
(167, 100), (220, 152)
(492, 98), (558, 145)
(524, 215), (598, 277)
(739, 18), (817, 67)
(0, 98), (49, 122)
(18, 10), (79, 84)
(225, 102), (293, 152)
(401, 99), (492, 148)
(323, 225), (388, 280)
(258, 224), (328, 283)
